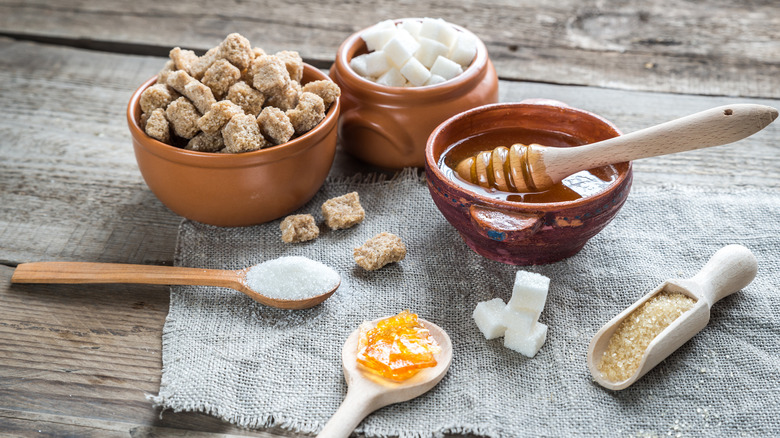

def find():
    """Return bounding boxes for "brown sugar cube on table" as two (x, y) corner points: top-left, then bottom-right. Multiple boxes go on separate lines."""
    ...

(197, 100), (243, 135)
(202, 59), (241, 99)
(321, 191), (365, 229)
(227, 81), (265, 116)
(353, 232), (407, 271)
(257, 107), (294, 145)
(165, 97), (201, 139)
(144, 108), (170, 143)
(222, 113), (267, 153)
(139, 83), (178, 113)
(280, 214), (320, 243)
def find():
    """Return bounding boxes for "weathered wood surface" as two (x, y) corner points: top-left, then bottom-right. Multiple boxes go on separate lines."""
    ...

(0, 0), (777, 98)
(0, 7), (779, 435)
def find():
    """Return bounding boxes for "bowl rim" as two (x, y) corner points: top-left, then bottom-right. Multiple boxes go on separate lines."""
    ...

(424, 101), (632, 209)
(333, 18), (490, 99)
(127, 63), (340, 169)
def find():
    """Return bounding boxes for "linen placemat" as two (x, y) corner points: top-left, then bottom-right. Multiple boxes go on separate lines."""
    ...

(152, 170), (780, 437)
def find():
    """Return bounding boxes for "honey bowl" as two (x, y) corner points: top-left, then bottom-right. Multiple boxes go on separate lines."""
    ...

(425, 100), (633, 265)
(127, 64), (340, 227)
(329, 18), (499, 169)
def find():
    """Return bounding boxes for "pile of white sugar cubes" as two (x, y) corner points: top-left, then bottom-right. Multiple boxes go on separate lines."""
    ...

(472, 271), (550, 357)
(349, 18), (478, 87)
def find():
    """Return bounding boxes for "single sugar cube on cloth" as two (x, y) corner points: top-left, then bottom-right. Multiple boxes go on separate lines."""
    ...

(353, 232), (406, 271)
(400, 57), (431, 87)
(383, 29), (421, 67)
(414, 37), (450, 68)
(364, 50), (392, 77)
(321, 191), (365, 229)
(504, 322), (548, 357)
(280, 214), (319, 243)
(244, 256), (339, 300)
(419, 18), (458, 48)
(472, 298), (508, 340)
(448, 32), (478, 67)
(430, 56), (464, 81)
(376, 68), (407, 87)
(503, 307), (539, 337)
(349, 54), (369, 77)
(508, 270), (550, 314)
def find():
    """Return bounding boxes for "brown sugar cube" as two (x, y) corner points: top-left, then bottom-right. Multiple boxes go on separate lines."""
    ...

(280, 214), (320, 243)
(353, 232), (407, 271)
(139, 111), (150, 131)
(190, 46), (219, 79)
(250, 55), (290, 95)
(169, 47), (199, 75)
(165, 97), (201, 139)
(166, 70), (217, 114)
(226, 81), (265, 116)
(157, 60), (176, 85)
(197, 101), (244, 135)
(222, 113), (268, 153)
(186, 131), (225, 152)
(301, 80), (341, 109)
(140, 83), (178, 113)
(202, 59), (241, 99)
(321, 191), (365, 230)
(287, 92), (325, 135)
(257, 107), (294, 145)
(144, 108), (170, 143)
(252, 47), (266, 58)
(218, 33), (253, 71)
(275, 50), (303, 83)
(265, 80), (300, 111)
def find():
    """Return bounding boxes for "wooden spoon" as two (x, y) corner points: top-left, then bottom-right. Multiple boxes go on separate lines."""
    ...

(318, 318), (453, 438)
(587, 244), (757, 390)
(11, 260), (340, 310)
(455, 104), (778, 192)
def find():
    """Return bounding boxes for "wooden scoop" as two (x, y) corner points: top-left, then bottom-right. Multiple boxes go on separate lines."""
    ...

(318, 318), (452, 438)
(455, 104), (778, 192)
(11, 260), (340, 310)
(587, 244), (757, 390)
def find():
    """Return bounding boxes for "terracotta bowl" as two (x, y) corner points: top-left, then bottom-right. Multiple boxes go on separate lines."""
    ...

(330, 18), (499, 169)
(127, 65), (339, 227)
(425, 101), (633, 265)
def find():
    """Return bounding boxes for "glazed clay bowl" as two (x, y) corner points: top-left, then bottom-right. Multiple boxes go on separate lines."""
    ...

(330, 18), (499, 169)
(425, 101), (633, 265)
(127, 64), (339, 227)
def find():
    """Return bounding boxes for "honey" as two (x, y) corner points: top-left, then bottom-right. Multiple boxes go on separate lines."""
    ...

(438, 127), (619, 203)
(356, 310), (441, 381)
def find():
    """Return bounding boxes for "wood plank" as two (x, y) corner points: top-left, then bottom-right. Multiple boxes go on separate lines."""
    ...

(0, 0), (777, 97)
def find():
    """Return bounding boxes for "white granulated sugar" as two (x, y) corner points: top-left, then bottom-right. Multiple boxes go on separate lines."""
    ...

(245, 256), (340, 300)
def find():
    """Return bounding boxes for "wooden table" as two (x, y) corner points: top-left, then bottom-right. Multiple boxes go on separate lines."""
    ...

(1, 1), (778, 436)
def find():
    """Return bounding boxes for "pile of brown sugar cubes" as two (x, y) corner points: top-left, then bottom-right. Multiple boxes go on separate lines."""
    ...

(139, 33), (341, 153)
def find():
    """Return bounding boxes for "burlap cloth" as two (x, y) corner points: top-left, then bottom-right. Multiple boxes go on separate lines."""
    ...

(152, 170), (780, 437)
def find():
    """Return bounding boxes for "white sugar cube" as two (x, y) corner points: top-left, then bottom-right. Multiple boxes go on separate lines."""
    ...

(414, 37), (450, 68)
(503, 307), (538, 337)
(400, 57), (431, 86)
(430, 56), (463, 80)
(373, 19), (396, 30)
(364, 50), (392, 77)
(349, 54), (369, 77)
(419, 18), (458, 48)
(383, 29), (421, 67)
(399, 20), (422, 39)
(472, 298), (508, 340)
(424, 74), (446, 86)
(504, 322), (548, 357)
(449, 32), (478, 67)
(376, 67), (406, 87)
(362, 26), (397, 52)
(508, 270), (550, 314)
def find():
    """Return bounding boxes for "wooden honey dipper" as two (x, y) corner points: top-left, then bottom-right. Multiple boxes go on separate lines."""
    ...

(454, 104), (778, 193)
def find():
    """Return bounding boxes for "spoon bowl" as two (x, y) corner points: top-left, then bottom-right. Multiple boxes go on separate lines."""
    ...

(318, 317), (452, 438)
(587, 244), (757, 390)
(11, 260), (340, 310)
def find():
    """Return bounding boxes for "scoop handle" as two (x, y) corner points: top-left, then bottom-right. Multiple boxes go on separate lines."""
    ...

(317, 388), (377, 438)
(543, 104), (778, 182)
(688, 244), (758, 306)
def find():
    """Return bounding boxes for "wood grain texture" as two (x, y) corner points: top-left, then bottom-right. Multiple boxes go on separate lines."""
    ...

(0, 0), (777, 97)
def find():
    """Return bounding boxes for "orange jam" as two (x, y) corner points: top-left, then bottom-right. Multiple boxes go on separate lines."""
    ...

(356, 310), (441, 382)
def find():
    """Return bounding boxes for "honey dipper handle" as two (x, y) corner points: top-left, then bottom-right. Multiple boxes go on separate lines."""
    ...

(11, 262), (240, 289)
(688, 244), (758, 307)
(541, 104), (778, 183)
